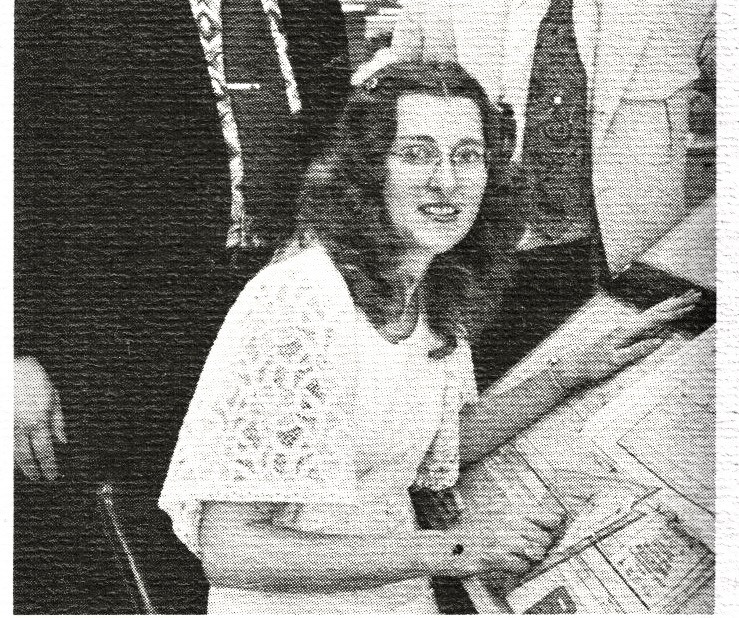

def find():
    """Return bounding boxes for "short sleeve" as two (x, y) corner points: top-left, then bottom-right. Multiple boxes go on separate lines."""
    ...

(159, 252), (359, 556)
(413, 338), (478, 491)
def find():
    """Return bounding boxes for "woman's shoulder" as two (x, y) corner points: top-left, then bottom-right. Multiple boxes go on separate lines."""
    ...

(260, 244), (342, 285)
(228, 244), (354, 325)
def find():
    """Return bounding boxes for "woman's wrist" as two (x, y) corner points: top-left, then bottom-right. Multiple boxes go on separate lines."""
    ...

(545, 356), (585, 393)
(416, 531), (474, 579)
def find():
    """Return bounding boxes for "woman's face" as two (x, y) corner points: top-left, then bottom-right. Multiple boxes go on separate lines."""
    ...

(383, 93), (488, 260)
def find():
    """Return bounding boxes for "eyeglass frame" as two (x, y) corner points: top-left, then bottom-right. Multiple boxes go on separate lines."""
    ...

(386, 136), (493, 181)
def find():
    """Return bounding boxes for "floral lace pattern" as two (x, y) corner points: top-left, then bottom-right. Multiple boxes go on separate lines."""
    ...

(160, 248), (358, 555)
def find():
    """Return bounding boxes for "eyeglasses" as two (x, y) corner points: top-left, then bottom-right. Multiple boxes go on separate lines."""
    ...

(387, 139), (491, 180)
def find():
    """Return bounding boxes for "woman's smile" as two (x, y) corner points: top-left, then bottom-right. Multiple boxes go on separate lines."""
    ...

(418, 202), (462, 223)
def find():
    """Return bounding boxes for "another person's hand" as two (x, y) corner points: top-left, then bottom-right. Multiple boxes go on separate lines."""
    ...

(14, 356), (66, 481)
(441, 497), (565, 579)
(552, 290), (701, 389)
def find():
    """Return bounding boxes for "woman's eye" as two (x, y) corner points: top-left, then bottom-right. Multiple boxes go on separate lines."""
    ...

(453, 147), (485, 165)
(400, 145), (435, 164)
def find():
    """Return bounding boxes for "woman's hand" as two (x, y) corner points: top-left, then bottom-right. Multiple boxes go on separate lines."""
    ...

(434, 498), (566, 579)
(552, 290), (701, 390)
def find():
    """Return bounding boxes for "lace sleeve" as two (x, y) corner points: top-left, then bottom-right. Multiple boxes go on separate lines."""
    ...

(159, 258), (358, 556)
(413, 338), (478, 491)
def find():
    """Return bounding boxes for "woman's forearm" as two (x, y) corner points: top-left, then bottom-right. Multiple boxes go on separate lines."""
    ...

(458, 290), (700, 465)
(200, 504), (461, 593)
(459, 367), (574, 466)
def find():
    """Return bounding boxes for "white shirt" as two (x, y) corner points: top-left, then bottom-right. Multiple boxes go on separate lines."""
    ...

(160, 245), (476, 613)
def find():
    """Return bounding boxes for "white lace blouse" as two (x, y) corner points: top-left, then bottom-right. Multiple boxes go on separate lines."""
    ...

(159, 244), (478, 613)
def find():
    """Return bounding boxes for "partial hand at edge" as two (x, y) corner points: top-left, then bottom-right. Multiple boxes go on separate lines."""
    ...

(14, 356), (66, 481)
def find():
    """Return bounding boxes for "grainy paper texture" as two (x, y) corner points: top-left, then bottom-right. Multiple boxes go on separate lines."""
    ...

(12, 0), (726, 614)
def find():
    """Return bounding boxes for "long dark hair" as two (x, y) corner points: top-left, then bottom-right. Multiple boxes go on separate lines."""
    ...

(292, 62), (521, 358)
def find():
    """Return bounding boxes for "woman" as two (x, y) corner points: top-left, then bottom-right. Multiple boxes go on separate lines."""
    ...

(160, 63), (699, 613)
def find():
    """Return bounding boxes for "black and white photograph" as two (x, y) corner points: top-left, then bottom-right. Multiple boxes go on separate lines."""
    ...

(13, 0), (721, 613)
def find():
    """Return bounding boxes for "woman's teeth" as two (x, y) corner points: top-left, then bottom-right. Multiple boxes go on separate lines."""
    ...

(419, 204), (460, 221)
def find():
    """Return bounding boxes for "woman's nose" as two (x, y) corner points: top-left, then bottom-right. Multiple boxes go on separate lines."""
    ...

(427, 157), (457, 193)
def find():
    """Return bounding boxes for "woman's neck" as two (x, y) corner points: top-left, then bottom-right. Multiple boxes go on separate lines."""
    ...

(374, 252), (431, 344)
(377, 287), (421, 344)
(397, 250), (433, 306)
